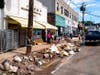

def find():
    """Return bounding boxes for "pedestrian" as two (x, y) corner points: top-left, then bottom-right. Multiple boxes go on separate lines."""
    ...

(70, 30), (73, 39)
(47, 32), (51, 43)
(70, 33), (72, 39)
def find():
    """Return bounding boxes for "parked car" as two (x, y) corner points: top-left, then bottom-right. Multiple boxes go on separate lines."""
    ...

(85, 31), (100, 43)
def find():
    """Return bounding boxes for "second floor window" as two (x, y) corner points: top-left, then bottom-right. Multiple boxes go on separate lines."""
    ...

(70, 13), (71, 18)
(72, 15), (77, 21)
(61, 6), (63, 14)
(57, 2), (59, 11)
(64, 9), (69, 17)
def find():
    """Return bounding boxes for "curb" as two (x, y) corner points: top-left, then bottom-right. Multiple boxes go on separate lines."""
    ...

(41, 58), (61, 69)
(51, 55), (74, 74)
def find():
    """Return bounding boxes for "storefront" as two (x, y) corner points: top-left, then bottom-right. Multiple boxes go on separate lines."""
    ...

(37, 21), (58, 42)
(6, 16), (58, 45)
(64, 19), (69, 34)
(0, 0), (52, 51)
(6, 16), (45, 46)
(55, 14), (65, 36)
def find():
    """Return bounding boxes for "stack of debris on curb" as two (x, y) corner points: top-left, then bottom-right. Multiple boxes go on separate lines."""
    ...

(0, 38), (80, 75)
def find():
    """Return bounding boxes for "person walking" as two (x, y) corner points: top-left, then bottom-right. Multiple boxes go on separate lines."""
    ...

(47, 32), (51, 43)
(70, 30), (73, 39)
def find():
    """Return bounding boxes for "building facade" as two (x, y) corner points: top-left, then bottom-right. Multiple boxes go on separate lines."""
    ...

(38, 0), (79, 36)
(0, 0), (50, 51)
(4, 0), (47, 26)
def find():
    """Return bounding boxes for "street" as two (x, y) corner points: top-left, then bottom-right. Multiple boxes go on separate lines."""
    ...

(35, 45), (100, 75)
(52, 45), (100, 75)
(0, 0), (100, 75)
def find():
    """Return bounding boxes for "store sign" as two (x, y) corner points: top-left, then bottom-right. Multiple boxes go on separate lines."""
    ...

(21, 6), (41, 15)
(55, 15), (65, 27)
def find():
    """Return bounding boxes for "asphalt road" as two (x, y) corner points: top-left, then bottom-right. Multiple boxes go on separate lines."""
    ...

(52, 45), (100, 75)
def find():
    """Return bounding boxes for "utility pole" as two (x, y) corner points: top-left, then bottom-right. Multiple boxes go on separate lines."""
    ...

(81, 2), (85, 26)
(26, 0), (34, 55)
(80, 2), (86, 44)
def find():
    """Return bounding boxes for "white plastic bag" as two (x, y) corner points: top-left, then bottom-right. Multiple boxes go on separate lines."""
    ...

(50, 44), (59, 54)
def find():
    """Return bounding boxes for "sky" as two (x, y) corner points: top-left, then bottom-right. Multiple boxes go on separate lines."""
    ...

(64, 0), (100, 23)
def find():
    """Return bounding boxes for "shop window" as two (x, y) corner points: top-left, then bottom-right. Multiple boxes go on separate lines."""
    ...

(33, 30), (41, 35)
(33, 29), (42, 39)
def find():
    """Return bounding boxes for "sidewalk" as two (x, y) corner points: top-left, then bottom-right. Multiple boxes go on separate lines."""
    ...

(0, 39), (81, 74)
(0, 44), (51, 63)
(0, 37), (79, 63)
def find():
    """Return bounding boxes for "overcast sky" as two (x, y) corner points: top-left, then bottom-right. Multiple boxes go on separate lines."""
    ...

(64, 0), (100, 23)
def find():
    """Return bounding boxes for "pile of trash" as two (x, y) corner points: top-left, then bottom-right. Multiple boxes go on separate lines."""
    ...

(0, 40), (80, 75)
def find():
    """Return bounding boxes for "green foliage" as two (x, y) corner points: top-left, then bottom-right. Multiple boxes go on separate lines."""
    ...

(84, 21), (94, 26)
(79, 21), (94, 26)
(0, 0), (4, 9)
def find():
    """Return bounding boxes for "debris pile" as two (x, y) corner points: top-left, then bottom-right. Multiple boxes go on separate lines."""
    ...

(0, 39), (80, 75)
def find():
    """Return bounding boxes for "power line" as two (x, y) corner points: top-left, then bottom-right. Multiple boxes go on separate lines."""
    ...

(70, 1), (100, 18)
(70, 1), (80, 8)
(86, 12), (100, 18)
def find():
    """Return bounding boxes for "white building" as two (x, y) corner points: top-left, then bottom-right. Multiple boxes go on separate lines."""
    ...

(0, 0), (52, 50)
(0, 0), (57, 48)
(4, 0), (47, 29)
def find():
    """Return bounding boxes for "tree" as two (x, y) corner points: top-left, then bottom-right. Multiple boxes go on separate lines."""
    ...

(79, 21), (94, 26)
(84, 21), (94, 26)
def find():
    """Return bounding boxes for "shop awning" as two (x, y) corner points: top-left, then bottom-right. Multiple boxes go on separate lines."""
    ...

(6, 16), (45, 29)
(37, 22), (58, 30)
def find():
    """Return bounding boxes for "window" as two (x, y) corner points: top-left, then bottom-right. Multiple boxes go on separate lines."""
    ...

(57, 2), (59, 11)
(33, 29), (42, 39)
(70, 13), (71, 18)
(72, 15), (77, 21)
(33, 29), (41, 35)
(64, 9), (69, 17)
(61, 6), (63, 14)
(37, 9), (39, 11)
